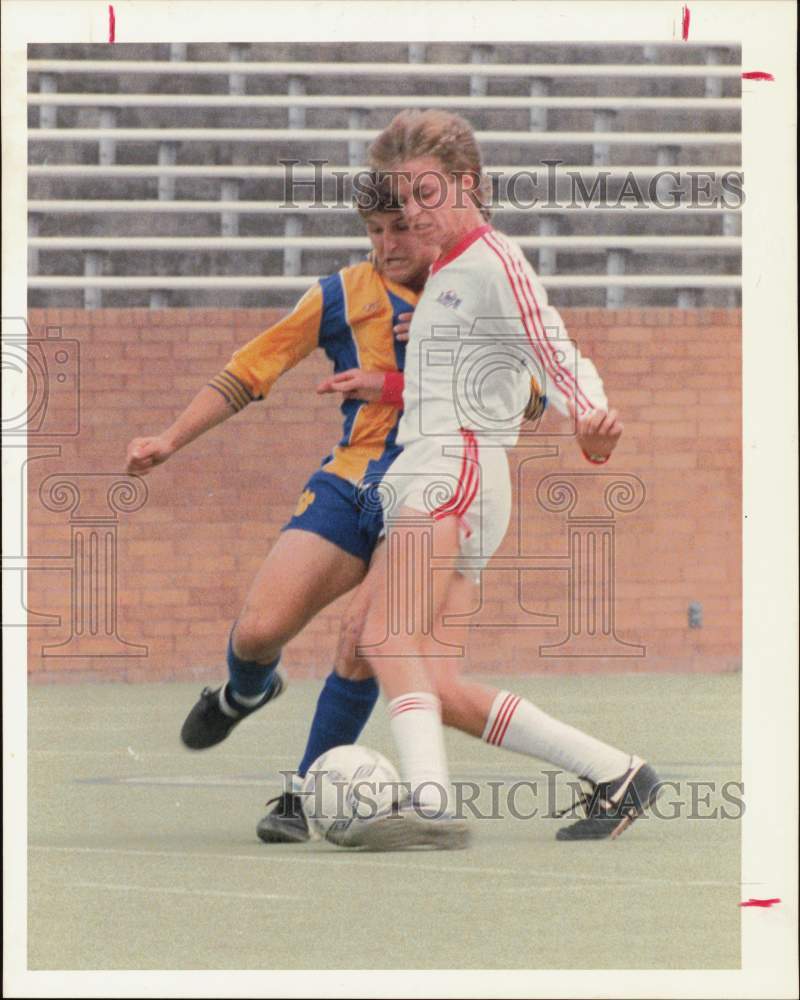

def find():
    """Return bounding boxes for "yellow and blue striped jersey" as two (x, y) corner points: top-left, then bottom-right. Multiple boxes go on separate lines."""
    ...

(208, 261), (419, 485)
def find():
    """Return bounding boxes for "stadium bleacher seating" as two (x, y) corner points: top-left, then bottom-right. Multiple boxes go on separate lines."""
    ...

(27, 42), (742, 309)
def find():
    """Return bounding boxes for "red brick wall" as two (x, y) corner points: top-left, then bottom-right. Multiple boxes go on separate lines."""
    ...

(25, 307), (741, 683)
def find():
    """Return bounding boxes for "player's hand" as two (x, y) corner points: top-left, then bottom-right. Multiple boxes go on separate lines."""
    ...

(316, 369), (386, 403)
(393, 312), (414, 342)
(568, 402), (624, 462)
(125, 434), (175, 476)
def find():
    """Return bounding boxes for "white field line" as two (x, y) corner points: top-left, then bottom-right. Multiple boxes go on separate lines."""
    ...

(30, 722), (300, 737)
(45, 879), (295, 902)
(27, 748), (576, 775)
(29, 745), (517, 769)
(29, 844), (753, 889)
(28, 748), (300, 761)
(27, 748), (740, 771)
(54, 875), (567, 900)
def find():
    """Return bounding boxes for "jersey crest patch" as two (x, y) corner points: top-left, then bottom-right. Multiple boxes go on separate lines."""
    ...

(294, 489), (316, 517)
(436, 289), (462, 310)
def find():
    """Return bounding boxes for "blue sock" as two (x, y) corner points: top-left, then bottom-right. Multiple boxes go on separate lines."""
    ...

(297, 672), (380, 779)
(226, 632), (279, 712)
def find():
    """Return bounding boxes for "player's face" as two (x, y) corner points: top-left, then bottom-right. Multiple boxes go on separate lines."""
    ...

(364, 211), (437, 287)
(392, 156), (479, 251)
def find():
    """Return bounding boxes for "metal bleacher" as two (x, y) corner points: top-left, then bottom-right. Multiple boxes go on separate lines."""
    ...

(27, 42), (743, 309)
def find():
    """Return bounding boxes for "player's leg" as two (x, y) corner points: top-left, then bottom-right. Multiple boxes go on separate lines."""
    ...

(337, 512), (468, 849)
(233, 528), (367, 660)
(257, 564), (380, 843)
(292, 558), (378, 773)
(181, 471), (370, 750)
(428, 571), (662, 840)
(423, 570), (495, 734)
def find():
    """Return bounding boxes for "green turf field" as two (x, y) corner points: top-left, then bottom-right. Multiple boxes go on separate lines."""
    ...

(28, 673), (741, 970)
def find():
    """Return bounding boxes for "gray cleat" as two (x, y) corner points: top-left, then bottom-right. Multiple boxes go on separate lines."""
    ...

(326, 800), (470, 852)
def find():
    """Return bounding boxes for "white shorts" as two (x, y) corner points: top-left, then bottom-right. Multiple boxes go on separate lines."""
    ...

(379, 430), (511, 583)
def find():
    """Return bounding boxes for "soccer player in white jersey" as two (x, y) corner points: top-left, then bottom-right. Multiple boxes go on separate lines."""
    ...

(331, 110), (661, 850)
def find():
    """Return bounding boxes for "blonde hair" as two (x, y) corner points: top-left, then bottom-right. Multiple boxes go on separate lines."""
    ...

(368, 109), (492, 217)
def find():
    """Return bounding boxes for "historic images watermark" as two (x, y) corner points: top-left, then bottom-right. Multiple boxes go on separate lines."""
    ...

(279, 161), (745, 211)
(280, 769), (746, 823)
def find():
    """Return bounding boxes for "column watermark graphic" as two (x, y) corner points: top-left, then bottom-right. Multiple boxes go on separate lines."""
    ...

(37, 474), (148, 658)
(535, 472), (646, 657)
(357, 465), (646, 660)
(2, 317), (149, 662)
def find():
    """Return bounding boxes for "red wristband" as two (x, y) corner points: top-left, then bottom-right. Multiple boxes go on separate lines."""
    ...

(380, 371), (405, 408)
(582, 450), (609, 465)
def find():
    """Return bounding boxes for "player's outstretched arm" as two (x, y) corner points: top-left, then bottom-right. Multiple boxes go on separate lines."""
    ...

(508, 276), (620, 462)
(126, 283), (326, 477)
(125, 385), (234, 476)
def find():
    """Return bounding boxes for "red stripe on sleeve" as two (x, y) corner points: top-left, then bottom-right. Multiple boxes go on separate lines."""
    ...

(482, 232), (595, 415)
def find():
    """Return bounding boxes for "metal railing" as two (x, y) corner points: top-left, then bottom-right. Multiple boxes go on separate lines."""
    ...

(27, 46), (742, 309)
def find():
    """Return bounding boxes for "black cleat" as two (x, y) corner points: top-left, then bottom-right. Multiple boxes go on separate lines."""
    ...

(256, 792), (310, 844)
(555, 757), (662, 841)
(180, 672), (285, 750)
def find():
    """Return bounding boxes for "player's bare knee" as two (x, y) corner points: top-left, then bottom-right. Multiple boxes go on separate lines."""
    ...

(231, 615), (286, 663)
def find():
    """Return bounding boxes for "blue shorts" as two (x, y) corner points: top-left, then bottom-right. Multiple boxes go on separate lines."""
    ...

(282, 468), (384, 565)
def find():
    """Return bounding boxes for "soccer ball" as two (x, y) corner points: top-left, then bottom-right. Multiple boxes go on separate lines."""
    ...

(301, 744), (401, 845)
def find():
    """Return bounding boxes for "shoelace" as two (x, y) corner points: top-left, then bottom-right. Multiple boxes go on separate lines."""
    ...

(554, 792), (592, 820)
(553, 786), (617, 820)
(264, 792), (290, 808)
(263, 792), (304, 818)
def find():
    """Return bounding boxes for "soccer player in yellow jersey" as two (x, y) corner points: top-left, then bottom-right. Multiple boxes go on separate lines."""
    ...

(126, 167), (635, 849)
(125, 175), (427, 837)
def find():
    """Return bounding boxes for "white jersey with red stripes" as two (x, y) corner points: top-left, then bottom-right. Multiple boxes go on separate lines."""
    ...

(397, 223), (607, 451)
(380, 222), (608, 579)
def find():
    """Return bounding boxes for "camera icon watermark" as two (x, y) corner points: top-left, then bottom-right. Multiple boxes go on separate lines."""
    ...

(1, 317), (80, 437)
(415, 317), (574, 442)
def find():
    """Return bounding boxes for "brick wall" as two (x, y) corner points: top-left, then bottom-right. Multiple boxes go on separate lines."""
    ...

(24, 307), (741, 683)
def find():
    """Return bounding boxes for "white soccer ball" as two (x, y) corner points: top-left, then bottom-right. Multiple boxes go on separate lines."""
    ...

(301, 744), (401, 845)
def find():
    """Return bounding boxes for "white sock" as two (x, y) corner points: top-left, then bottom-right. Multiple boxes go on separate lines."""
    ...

(388, 692), (450, 810)
(218, 684), (241, 718)
(482, 690), (631, 784)
(219, 682), (267, 718)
